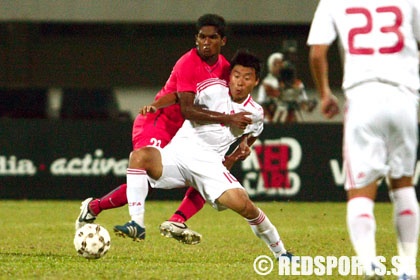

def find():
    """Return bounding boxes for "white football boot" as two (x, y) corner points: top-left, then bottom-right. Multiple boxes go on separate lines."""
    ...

(159, 221), (202, 245)
(75, 197), (97, 230)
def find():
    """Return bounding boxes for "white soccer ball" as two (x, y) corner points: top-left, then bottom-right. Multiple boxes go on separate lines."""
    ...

(74, 224), (111, 259)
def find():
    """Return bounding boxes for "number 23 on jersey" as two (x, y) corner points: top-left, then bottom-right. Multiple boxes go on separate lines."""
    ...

(347, 6), (404, 55)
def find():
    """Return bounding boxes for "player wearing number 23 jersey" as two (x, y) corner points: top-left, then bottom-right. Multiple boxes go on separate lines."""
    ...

(308, 1), (420, 279)
(307, 0), (420, 190)
(307, 0), (420, 91)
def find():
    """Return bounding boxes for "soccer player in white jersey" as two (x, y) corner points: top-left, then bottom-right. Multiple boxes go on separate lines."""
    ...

(307, 1), (420, 279)
(115, 49), (293, 260)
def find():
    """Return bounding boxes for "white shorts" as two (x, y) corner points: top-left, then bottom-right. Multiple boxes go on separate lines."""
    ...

(148, 142), (244, 210)
(343, 82), (419, 190)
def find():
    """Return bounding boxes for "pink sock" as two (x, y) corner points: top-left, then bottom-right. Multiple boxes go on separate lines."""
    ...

(89, 184), (128, 215)
(169, 187), (205, 223)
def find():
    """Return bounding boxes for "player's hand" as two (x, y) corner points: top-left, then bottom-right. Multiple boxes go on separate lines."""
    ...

(140, 105), (157, 115)
(321, 94), (339, 119)
(223, 140), (251, 170)
(235, 143), (251, 161)
(226, 112), (252, 129)
(223, 147), (250, 170)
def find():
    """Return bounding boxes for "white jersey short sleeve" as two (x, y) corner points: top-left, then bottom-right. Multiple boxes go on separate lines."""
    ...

(307, 0), (420, 91)
(308, 0), (420, 190)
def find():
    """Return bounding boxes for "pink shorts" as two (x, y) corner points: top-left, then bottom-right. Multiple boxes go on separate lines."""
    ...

(131, 114), (174, 150)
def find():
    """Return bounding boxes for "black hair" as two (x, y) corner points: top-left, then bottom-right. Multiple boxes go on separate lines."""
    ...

(196, 14), (226, 37)
(230, 49), (261, 80)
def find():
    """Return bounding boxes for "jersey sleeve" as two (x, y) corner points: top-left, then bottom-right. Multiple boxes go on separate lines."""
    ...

(245, 100), (264, 138)
(172, 52), (199, 94)
(307, 0), (337, 45)
(249, 117), (264, 138)
(246, 116), (264, 139)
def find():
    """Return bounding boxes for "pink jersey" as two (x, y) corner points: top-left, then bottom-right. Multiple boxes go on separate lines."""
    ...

(307, 0), (420, 91)
(132, 48), (230, 149)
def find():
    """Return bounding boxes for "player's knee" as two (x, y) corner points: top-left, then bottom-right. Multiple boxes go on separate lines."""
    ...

(129, 149), (143, 166)
(234, 193), (258, 219)
(129, 148), (153, 167)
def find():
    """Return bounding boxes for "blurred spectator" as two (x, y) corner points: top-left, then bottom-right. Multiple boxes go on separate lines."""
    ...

(282, 43), (299, 67)
(273, 62), (317, 123)
(257, 52), (284, 123)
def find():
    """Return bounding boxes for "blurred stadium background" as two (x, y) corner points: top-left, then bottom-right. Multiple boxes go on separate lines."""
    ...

(1, 1), (414, 202)
(0, 0), (345, 122)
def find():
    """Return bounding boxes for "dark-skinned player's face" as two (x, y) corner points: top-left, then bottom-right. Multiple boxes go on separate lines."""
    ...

(195, 26), (226, 64)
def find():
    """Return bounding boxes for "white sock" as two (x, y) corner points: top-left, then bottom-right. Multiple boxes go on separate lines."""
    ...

(347, 197), (377, 274)
(247, 209), (286, 255)
(126, 168), (149, 228)
(390, 187), (419, 276)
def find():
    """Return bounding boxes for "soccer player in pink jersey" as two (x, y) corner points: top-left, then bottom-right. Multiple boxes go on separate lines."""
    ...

(308, 1), (420, 279)
(76, 14), (252, 244)
(114, 49), (293, 260)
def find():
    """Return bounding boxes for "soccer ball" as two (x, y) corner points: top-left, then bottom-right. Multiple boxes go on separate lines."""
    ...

(74, 224), (111, 259)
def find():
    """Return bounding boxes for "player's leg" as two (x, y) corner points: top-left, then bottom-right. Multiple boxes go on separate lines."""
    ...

(346, 183), (380, 277)
(389, 178), (419, 279)
(76, 115), (149, 230)
(75, 184), (128, 230)
(387, 89), (419, 280)
(113, 146), (162, 241)
(90, 184), (128, 215)
(342, 84), (387, 277)
(216, 188), (290, 259)
(167, 187), (205, 223)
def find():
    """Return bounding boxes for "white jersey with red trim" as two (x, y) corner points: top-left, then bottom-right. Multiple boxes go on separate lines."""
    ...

(307, 0), (420, 91)
(169, 78), (264, 160)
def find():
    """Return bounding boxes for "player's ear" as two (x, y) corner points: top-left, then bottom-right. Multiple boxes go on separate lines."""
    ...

(254, 78), (260, 87)
(221, 37), (227, 46)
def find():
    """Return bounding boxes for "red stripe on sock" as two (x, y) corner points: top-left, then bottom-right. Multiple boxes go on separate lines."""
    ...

(248, 211), (266, 225)
(398, 209), (415, 216)
(127, 168), (147, 175)
(357, 213), (373, 219)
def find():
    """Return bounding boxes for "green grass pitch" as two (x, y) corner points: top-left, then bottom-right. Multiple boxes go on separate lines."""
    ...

(0, 200), (408, 279)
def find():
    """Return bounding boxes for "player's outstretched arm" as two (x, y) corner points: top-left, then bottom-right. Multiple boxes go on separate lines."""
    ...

(139, 92), (178, 115)
(178, 91), (252, 129)
(309, 44), (339, 119)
